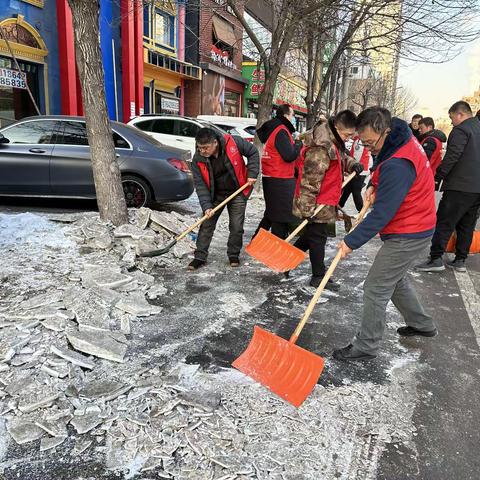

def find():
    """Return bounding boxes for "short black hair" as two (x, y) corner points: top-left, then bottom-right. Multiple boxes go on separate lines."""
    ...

(356, 106), (392, 134)
(276, 104), (293, 117)
(195, 127), (218, 145)
(335, 109), (357, 129)
(419, 117), (435, 129)
(448, 101), (472, 115)
(412, 114), (423, 121)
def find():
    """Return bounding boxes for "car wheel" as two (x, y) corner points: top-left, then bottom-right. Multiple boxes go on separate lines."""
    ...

(121, 175), (152, 208)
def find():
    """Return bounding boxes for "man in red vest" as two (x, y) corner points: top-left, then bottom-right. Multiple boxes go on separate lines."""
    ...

(292, 110), (364, 290)
(255, 104), (302, 239)
(188, 128), (259, 270)
(335, 107), (437, 362)
(418, 117), (446, 175)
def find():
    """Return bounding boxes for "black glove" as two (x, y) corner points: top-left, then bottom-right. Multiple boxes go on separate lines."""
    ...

(434, 175), (442, 191)
(352, 163), (364, 175)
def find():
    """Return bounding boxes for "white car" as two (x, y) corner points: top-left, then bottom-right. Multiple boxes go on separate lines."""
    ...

(196, 115), (256, 142)
(128, 115), (226, 158)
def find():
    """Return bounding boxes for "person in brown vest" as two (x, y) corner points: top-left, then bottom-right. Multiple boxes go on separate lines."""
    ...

(188, 128), (259, 270)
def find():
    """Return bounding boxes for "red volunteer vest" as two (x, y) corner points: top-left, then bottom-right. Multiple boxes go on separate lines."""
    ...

(197, 134), (251, 196)
(295, 143), (344, 206)
(421, 135), (443, 175)
(371, 136), (436, 234)
(350, 136), (370, 170)
(261, 124), (296, 178)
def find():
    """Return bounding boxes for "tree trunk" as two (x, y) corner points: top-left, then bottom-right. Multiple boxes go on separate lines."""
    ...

(67, 0), (128, 226)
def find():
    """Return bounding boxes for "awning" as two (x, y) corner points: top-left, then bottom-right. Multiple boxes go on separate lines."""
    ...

(212, 16), (237, 46)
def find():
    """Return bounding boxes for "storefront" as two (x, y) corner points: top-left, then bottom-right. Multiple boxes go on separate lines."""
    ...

(242, 61), (308, 130)
(0, 16), (49, 125)
(142, 1), (201, 116)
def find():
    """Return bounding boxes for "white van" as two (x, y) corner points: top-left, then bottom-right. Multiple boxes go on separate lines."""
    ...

(197, 115), (257, 142)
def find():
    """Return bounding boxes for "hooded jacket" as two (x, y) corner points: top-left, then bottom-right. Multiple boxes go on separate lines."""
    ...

(345, 118), (435, 250)
(292, 119), (359, 223)
(419, 129), (447, 174)
(257, 116), (301, 174)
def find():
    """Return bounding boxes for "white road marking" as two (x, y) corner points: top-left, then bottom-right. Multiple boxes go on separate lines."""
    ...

(454, 270), (480, 348)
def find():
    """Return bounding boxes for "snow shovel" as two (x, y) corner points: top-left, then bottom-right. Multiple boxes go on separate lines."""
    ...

(233, 199), (371, 407)
(139, 183), (250, 257)
(245, 172), (356, 272)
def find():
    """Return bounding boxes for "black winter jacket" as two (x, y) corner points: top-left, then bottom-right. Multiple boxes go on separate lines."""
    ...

(436, 117), (480, 193)
(256, 117), (301, 162)
(191, 134), (260, 212)
(419, 129), (447, 160)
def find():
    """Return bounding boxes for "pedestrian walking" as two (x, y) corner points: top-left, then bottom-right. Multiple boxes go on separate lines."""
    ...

(292, 110), (364, 290)
(417, 117), (447, 175)
(254, 104), (302, 240)
(409, 114), (423, 140)
(335, 107), (437, 362)
(188, 128), (259, 270)
(416, 101), (480, 273)
(339, 134), (371, 212)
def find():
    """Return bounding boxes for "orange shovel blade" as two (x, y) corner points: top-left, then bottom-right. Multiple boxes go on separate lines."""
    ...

(232, 326), (325, 407)
(245, 229), (307, 273)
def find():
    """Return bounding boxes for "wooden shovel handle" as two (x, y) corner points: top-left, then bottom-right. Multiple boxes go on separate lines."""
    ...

(176, 182), (250, 242)
(289, 199), (371, 344)
(285, 172), (357, 242)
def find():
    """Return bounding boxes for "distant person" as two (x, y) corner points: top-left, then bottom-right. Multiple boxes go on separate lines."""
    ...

(409, 114), (423, 139)
(416, 101), (480, 273)
(292, 110), (364, 290)
(418, 117), (447, 175)
(339, 133), (371, 212)
(334, 107), (436, 362)
(188, 128), (259, 270)
(254, 104), (302, 240)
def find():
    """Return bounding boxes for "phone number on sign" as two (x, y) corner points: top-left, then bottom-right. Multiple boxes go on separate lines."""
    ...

(0, 69), (27, 89)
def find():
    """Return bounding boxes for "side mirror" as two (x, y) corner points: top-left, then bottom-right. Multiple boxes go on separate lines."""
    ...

(0, 133), (9, 144)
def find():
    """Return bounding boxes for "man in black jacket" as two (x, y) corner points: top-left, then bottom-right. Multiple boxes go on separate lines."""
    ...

(416, 101), (480, 272)
(188, 128), (259, 270)
(409, 114), (423, 140)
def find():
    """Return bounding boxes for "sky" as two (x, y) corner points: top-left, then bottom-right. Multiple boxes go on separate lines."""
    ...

(398, 39), (480, 120)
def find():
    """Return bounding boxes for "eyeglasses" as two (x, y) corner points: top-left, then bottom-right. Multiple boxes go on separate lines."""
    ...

(359, 129), (388, 149)
(197, 142), (216, 152)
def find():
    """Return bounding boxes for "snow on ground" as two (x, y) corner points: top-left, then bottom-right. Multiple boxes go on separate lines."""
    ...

(0, 201), (424, 479)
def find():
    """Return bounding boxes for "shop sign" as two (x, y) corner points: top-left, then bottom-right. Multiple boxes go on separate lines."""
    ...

(161, 97), (180, 113)
(210, 45), (237, 70)
(274, 77), (307, 113)
(0, 67), (27, 89)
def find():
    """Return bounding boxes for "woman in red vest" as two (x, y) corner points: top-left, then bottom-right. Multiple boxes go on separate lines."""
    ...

(292, 110), (364, 290)
(338, 135), (371, 212)
(255, 104), (302, 239)
(335, 107), (437, 362)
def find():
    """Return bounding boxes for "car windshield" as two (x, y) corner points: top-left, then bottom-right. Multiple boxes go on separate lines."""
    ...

(117, 123), (167, 147)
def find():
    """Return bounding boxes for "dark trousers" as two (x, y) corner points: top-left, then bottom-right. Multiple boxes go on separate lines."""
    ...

(252, 211), (272, 238)
(339, 174), (366, 212)
(194, 195), (247, 262)
(430, 190), (480, 260)
(293, 223), (328, 276)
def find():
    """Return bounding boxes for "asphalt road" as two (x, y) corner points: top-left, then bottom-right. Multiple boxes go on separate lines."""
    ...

(1, 195), (479, 480)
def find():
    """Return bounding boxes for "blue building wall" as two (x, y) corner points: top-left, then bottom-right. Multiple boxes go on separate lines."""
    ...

(2, 0), (62, 115)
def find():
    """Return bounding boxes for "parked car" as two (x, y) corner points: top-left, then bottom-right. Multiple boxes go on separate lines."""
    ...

(0, 116), (194, 208)
(196, 115), (257, 142)
(127, 114), (226, 157)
